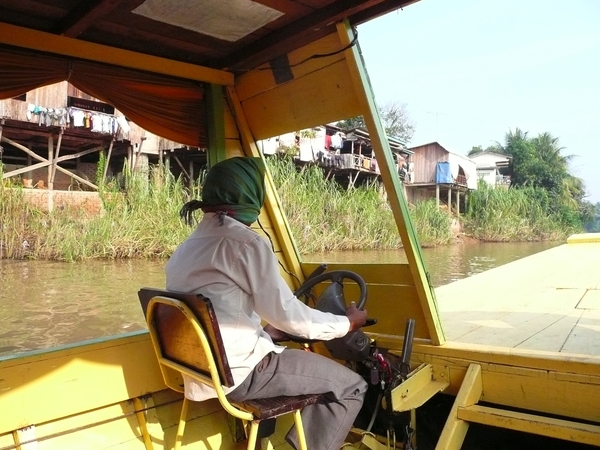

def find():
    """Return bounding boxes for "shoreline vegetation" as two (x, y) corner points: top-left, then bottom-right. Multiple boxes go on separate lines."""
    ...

(0, 157), (578, 261)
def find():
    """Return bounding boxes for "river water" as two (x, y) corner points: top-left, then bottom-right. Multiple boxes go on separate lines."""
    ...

(0, 241), (560, 358)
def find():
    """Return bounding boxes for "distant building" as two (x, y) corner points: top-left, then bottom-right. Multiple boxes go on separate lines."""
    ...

(469, 151), (512, 187)
(405, 142), (477, 214)
(257, 124), (413, 188)
(0, 81), (204, 205)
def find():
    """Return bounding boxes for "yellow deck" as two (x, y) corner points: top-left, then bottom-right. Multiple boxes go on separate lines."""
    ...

(435, 236), (600, 356)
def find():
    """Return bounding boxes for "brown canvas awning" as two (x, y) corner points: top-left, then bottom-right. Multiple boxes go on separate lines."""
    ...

(0, 45), (207, 147)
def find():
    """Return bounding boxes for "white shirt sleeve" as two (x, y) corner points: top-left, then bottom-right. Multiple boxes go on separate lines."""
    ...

(236, 234), (351, 341)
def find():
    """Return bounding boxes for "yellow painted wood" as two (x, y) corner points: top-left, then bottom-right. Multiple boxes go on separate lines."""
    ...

(135, 395), (167, 450)
(478, 365), (600, 424)
(238, 59), (362, 140)
(5, 388), (222, 449)
(578, 289), (600, 309)
(336, 20), (444, 346)
(159, 406), (237, 450)
(226, 85), (304, 288)
(360, 432), (394, 450)
(301, 262), (414, 286)
(563, 308), (600, 355)
(152, 391), (225, 433)
(235, 33), (348, 102)
(434, 241), (600, 354)
(225, 138), (245, 157)
(302, 264), (431, 338)
(0, 333), (165, 435)
(567, 232), (600, 244)
(300, 262), (429, 339)
(457, 405), (600, 447)
(399, 342), (600, 423)
(362, 284), (429, 339)
(389, 364), (449, 412)
(224, 102), (242, 140)
(435, 364), (482, 450)
(132, 397), (153, 449)
(34, 408), (143, 450)
(0, 432), (14, 448)
(0, 23), (233, 86)
(409, 340), (600, 377)
(13, 426), (37, 449)
(174, 397), (189, 450)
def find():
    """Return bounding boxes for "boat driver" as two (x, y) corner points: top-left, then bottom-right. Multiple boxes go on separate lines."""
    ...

(166, 156), (368, 450)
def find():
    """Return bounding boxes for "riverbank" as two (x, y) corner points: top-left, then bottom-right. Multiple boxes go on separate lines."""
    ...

(0, 159), (575, 261)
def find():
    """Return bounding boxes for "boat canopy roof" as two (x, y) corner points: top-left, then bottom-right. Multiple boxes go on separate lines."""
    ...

(0, 0), (417, 147)
(0, 0), (416, 72)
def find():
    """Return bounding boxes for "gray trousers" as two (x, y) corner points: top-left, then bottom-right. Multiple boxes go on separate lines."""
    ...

(227, 348), (367, 450)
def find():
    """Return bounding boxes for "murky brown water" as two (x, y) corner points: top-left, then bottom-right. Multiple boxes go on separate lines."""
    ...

(0, 241), (560, 357)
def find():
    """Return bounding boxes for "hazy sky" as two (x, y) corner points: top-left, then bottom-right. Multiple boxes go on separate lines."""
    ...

(357, 0), (600, 203)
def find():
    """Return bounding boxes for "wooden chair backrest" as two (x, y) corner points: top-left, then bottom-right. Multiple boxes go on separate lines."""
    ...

(138, 288), (235, 388)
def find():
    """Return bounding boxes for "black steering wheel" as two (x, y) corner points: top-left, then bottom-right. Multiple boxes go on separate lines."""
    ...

(294, 269), (368, 312)
(293, 268), (373, 361)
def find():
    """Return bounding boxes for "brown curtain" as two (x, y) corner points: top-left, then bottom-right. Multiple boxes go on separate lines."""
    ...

(0, 45), (207, 147)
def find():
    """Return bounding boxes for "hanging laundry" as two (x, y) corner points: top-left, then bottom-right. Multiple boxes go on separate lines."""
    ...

(26, 103), (35, 121)
(101, 115), (112, 134)
(331, 132), (343, 149)
(91, 114), (103, 132)
(116, 116), (131, 134)
(72, 109), (85, 127)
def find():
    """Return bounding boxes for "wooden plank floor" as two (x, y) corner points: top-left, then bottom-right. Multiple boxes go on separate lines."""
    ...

(434, 235), (600, 356)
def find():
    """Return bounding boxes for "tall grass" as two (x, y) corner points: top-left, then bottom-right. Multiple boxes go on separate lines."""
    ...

(410, 199), (453, 246)
(2, 158), (574, 261)
(268, 157), (401, 252)
(463, 179), (570, 241)
(0, 166), (44, 259)
(1, 163), (194, 261)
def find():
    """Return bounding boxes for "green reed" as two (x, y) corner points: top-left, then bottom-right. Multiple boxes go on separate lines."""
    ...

(0, 167), (44, 259)
(410, 199), (453, 246)
(2, 157), (573, 261)
(463, 179), (568, 241)
(267, 157), (441, 252)
(1, 163), (194, 261)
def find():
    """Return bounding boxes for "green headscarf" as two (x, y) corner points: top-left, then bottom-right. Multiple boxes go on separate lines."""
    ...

(180, 157), (266, 226)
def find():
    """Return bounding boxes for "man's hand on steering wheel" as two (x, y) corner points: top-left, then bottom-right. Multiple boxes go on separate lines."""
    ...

(346, 301), (368, 332)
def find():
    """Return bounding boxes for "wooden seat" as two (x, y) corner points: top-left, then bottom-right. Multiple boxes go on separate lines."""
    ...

(138, 288), (322, 450)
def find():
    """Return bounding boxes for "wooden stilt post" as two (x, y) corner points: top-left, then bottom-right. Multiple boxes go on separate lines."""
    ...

(1, 136), (98, 189)
(26, 144), (32, 187)
(47, 134), (54, 211)
(127, 146), (133, 171)
(456, 190), (460, 215)
(51, 127), (64, 186)
(132, 137), (146, 172)
(173, 156), (190, 180)
(0, 118), (4, 162)
(102, 137), (115, 185)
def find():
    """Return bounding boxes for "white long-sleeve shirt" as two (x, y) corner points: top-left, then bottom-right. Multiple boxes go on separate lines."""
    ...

(165, 214), (351, 400)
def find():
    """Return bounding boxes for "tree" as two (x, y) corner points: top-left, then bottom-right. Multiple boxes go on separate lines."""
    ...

(468, 144), (503, 157)
(337, 101), (415, 143)
(495, 128), (588, 229)
(499, 128), (536, 188)
(379, 101), (415, 143)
